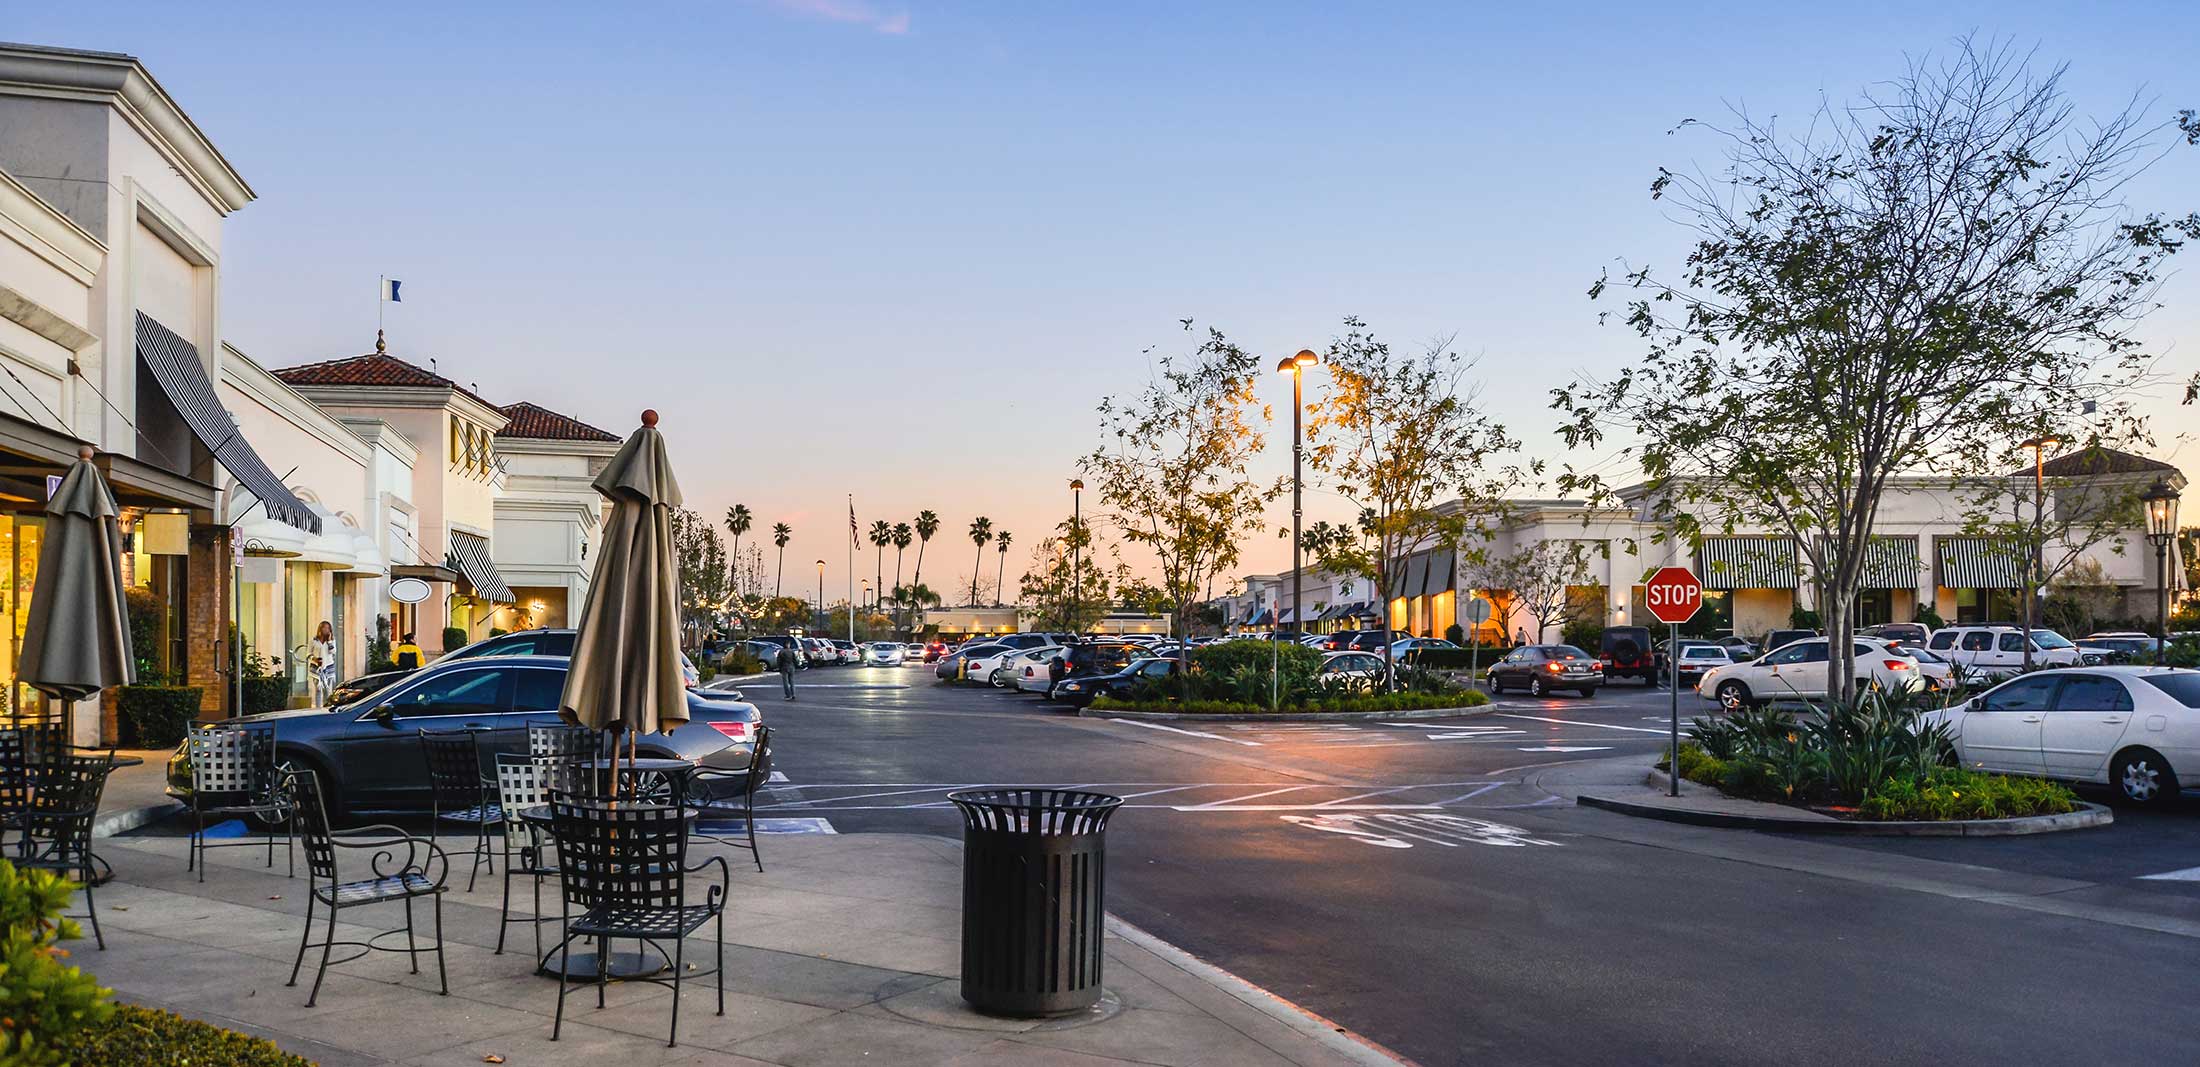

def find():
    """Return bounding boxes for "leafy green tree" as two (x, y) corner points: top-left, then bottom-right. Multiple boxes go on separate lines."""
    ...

(672, 508), (730, 645)
(1084, 323), (1280, 698)
(1305, 319), (1523, 688)
(1557, 41), (2193, 702)
(1959, 445), (2153, 668)
(1018, 524), (1114, 633)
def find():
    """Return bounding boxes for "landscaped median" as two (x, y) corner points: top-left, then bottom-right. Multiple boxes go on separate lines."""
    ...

(1077, 639), (1491, 720)
(1576, 693), (2111, 836)
(1083, 688), (1489, 721)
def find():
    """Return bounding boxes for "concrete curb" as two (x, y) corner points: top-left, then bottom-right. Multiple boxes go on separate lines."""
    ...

(1074, 704), (1493, 723)
(1106, 915), (1417, 1066)
(93, 801), (183, 839)
(1580, 769), (2114, 836)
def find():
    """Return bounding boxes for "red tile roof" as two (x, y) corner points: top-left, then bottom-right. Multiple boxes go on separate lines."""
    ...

(273, 342), (498, 411)
(496, 402), (620, 443)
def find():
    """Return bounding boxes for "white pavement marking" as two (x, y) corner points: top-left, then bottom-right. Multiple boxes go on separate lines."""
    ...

(2138, 866), (2200, 882)
(1281, 812), (1563, 849)
(1434, 784), (1506, 804)
(800, 785), (978, 804)
(767, 771), (789, 783)
(1515, 746), (1614, 753)
(1176, 804), (1443, 812)
(1314, 787), (1421, 806)
(1187, 785), (1317, 808)
(1107, 718), (1264, 746)
(1114, 785), (1210, 800)
(1493, 713), (1670, 734)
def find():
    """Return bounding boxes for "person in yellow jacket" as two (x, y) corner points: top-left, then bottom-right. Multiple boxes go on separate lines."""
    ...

(392, 633), (424, 671)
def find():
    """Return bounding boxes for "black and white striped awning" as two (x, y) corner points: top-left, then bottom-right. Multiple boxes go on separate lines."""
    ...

(1696, 536), (1799, 589)
(1388, 550), (1455, 599)
(1936, 537), (2023, 590)
(136, 312), (319, 534)
(446, 530), (514, 603)
(1319, 600), (1370, 621)
(1823, 535), (1922, 590)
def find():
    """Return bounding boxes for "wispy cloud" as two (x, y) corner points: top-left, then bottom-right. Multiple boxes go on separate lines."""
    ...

(764, 0), (911, 35)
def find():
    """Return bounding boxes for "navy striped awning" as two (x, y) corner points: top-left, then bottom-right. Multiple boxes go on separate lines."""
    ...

(446, 530), (513, 603)
(1818, 535), (1922, 590)
(136, 312), (319, 534)
(1318, 600), (1369, 621)
(1696, 536), (1799, 589)
(1936, 537), (2023, 590)
(1245, 607), (1274, 626)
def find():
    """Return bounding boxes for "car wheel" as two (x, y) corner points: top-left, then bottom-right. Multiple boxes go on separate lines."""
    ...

(1716, 680), (1754, 712)
(1529, 676), (1549, 698)
(2113, 748), (2179, 807)
(989, 668), (1008, 687)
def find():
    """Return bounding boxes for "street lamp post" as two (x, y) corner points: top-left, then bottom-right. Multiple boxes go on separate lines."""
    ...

(1277, 350), (1319, 703)
(2018, 435), (2063, 673)
(816, 559), (826, 627)
(1069, 478), (1084, 633)
(2142, 479), (2180, 665)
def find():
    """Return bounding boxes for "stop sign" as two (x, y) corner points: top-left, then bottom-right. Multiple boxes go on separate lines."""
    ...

(1644, 567), (1703, 625)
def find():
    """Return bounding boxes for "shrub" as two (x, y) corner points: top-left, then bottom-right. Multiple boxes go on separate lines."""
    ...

(488, 626), (509, 639)
(1186, 641), (1324, 703)
(0, 860), (111, 1065)
(1855, 768), (2077, 821)
(241, 678), (289, 716)
(115, 686), (202, 747)
(441, 626), (469, 652)
(63, 1004), (310, 1066)
(1399, 647), (1510, 670)
(1089, 689), (1487, 715)
(720, 648), (766, 675)
(1444, 624), (1466, 645)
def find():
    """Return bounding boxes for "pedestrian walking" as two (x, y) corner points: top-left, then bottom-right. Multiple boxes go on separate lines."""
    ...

(393, 632), (424, 671)
(779, 641), (797, 700)
(309, 620), (337, 705)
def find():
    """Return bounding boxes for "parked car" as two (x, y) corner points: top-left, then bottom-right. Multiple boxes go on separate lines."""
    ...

(1924, 667), (2200, 805)
(326, 628), (703, 707)
(964, 645), (1033, 686)
(1713, 635), (1761, 661)
(1925, 625), (2088, 677)
(1488, 644), (1603, 698)
(1599, 626), (1657, 685)
(1696, 636), (1926, 710)
(1319, 651), (1388, 689)
(748, 634), (809, 670)
(1062, 641), (1143, 680)
(740, 639), (795, 671)
(1317, 629), (1366, 652)
(1013, 648), (1068, 695)
(991, 632), (1078, 651)
(1346, 630), (1411, 653)
(1862, 623), (1933, 645)
(170, 655), (767, 820)
(1663, 641), (1734, 688)
(1887, 641), (1978, 692)
(1761, 629), (1818, 655)
(2081, 633), (2167, 663)
(1052, 657), (1182, 709)
(1389, 637), (1461, 663)
(862, 641), (905, 666)
(934, 643), (1009, 681)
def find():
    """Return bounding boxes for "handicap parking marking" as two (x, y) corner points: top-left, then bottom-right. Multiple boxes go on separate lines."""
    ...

(1280, 812), (1564, 849)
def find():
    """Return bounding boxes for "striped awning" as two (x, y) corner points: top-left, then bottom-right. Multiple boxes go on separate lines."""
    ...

(1696, 536), (1799, 589)
(1817, 535), (1922, 590)
(1396, 553), (1430, 599)
(136, 312), (319, 534)
(1318, 600), (1367, 621)
(1245, 607), (1274, 627)
(1420, 552), (1456, 598)
(1936, 537), (2023, 590)
(446, 529), (514, 603)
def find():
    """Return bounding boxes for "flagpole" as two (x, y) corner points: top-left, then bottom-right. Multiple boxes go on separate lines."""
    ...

(377, 275), (384, 332)
(847, 495), (856, 646)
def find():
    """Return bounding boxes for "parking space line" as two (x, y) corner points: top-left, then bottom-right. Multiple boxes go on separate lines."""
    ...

(1107, 718), (1264, 746)
(1434, 783), (1506, 804)
(1115, 785), (1210, 800)
(799, 785), (975, 804)
(1187, 785), (1316, 808)
(1313, 786), (1418, 806)
(1493, 713), (1669, 734)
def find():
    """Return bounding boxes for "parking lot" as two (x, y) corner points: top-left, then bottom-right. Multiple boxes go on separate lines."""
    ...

(726, 660), (2200, 1065)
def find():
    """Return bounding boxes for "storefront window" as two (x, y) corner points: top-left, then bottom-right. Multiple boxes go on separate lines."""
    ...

(0, 515), (46, 723)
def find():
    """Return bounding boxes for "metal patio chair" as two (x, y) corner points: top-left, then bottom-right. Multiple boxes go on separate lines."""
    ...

(691, 724), (771, 872)
(493, 752), (565, 960)
(15, 748), (117, 949)
(529, 723), (598, 763)
(548, 796), (726, 1048)
(420, 728), (503, 892)
(284, 769), (450, 1006)
(185, 722), (294, 882)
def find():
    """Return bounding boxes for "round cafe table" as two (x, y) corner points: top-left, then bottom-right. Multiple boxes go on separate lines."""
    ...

(515, 802), (697, 981)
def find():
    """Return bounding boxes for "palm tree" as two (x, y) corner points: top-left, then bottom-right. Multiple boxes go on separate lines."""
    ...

(967, 517), (993, 606)
(910, 510), (940, 611)
(771, 522), (792, 598)
(868, 520), (891, 610)
(726, 504), (753, 593)
(891, 522), (914, 634)
(994, 530), (1012, 607)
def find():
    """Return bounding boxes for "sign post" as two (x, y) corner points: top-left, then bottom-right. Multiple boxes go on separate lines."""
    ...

(1463, 595), (1494, 687)
(1644, 567), (1704, 797)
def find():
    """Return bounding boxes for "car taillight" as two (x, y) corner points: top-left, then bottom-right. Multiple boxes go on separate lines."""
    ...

(708, 721), (753, 742)
(1546, 662), (1564, 673)
(1883, 660), (1912, 671)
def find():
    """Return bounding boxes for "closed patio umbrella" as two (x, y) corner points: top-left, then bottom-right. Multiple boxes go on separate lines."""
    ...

(560, 410), (688, 750)
(19, 446), (135, 704)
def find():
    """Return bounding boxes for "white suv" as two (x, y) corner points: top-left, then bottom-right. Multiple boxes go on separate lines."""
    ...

(1925, 626), (2085, 679)
(1696, 636), (1927, 710)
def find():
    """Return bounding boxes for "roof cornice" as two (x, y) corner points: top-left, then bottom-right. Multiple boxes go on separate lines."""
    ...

(0, 43), (255, 214)
(290, 383), (508, 429)
(0, 167), (102, 282)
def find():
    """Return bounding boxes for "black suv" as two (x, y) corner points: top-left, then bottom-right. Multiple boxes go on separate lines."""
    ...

(1599, 626), (1657, 684)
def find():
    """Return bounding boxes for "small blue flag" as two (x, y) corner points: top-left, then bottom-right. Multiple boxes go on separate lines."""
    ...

(380, 278), (403, 302)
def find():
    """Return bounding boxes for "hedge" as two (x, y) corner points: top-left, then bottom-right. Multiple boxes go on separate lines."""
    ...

(1090, 689), (1489, 715)
(442, 626), (469, 652)
(241, 678), (289, 716)
(1400, 647), (1513, 670)
(63, 1004), (312, 1066)
(115, 686), (202, 747)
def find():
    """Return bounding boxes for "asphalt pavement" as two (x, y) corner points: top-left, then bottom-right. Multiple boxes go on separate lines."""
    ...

(746, 663), (2200, 1066)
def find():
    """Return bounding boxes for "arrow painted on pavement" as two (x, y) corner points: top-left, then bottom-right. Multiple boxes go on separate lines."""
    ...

(1514, 745), (1613, 753)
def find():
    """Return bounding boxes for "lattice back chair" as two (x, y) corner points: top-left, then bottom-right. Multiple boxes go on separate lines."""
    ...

(548, 797), (727, 1048)
(492, 753), (566, 960)
(419, 728), (503, 892)
(529, 724), (598, 763)
(692, 724), (771, 872)
(185, 722), (294, 882)
(0, 726), (38, 845)
(283, 769), (450, 1006)
(16, 749), (117, 949)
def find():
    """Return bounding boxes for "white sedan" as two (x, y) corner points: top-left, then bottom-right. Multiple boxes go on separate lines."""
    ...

(1925, 667), (2200, 805)
(862, 641), (905, 666)
(1318, 651), (1387, 689)
(963, 646), (1026, 686)
(1696, 636), (1926, 710)
(1011, 646), (1069, 695)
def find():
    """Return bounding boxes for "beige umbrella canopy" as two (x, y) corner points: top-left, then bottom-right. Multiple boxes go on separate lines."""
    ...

(560, 410), (688, 736)
(19, 446), (135, 704)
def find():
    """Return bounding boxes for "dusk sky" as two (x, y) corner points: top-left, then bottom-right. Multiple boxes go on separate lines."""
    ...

(12, 2), (2196, 601)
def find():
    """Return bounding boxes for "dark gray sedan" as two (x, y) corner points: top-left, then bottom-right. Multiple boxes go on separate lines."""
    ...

(169, 654), (767, 820)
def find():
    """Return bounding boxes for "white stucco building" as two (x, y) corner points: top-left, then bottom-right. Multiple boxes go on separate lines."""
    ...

(489, 402), (619, 630)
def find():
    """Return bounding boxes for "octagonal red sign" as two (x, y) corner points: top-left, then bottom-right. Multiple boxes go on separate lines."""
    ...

(1644, 566), (1703, 625)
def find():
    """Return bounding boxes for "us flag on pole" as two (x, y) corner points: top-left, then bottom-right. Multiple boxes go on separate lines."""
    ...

(849, 500), (858, 544)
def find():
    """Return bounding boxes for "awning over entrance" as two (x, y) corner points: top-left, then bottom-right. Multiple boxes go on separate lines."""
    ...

(390, 563), (461, 584)
(0, 410), (216, 511)
(1318, 600), (1367, 621)
(135, 312), (317, 533)
(1818, 535), (1922, 590)
(1245, 607), (1274, 627)
(445, 530), (513, 603)
(1936, 537), (2023, 589)
(1697, 536), (1799, 589)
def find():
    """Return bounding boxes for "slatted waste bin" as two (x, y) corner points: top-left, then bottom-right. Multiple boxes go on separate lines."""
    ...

(947, 788), (1123, 1017)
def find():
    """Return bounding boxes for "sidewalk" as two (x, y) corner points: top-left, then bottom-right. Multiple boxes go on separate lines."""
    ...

(92, 747), (181, 837)
(80, 827), (1402, 1066)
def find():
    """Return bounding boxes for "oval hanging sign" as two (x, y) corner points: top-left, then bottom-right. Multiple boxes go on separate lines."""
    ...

(389, 577), (432, 604)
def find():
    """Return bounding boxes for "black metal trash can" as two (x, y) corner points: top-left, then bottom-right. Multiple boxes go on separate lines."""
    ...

(947, 788), (1123, 1017)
